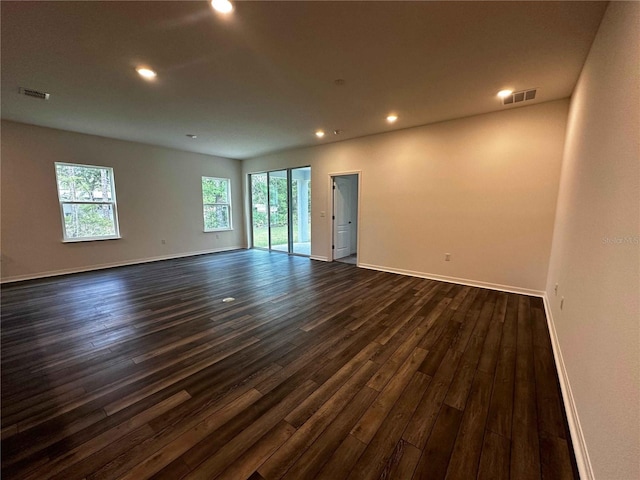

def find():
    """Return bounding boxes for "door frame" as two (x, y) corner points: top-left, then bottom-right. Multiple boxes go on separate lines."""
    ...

(329, 171), (361, 264)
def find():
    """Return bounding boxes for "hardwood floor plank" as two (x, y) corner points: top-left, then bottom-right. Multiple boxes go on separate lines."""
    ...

(380, 440), (422, 480)
(67, 366), (280, 477)
(485, 295), (518, 439)
(477, 293), (507, 374)
(477, 431), (511, 480)
(3, 407), (106, 469)
(279, 386), (378, 480)
(10, 337), (243, 434)
(347, 371), (431, 480)
(1, 424), (18, 440)
(367, 316), (432, 392)
(284, 342), (378, 428)
(350, 348), (428, 445)
(532, 307), (566, 439)
(419, 319), (460, 376)
(149, 361), (283, 433)
(103, 337), (260, 416)
(403, 333), (482, 450)
(415, 298), (454, 351)
(438, 292), (490, 411)
(313, 434), (367, 480)
(258, 360), (378, 479)
(539, 431), (574, 480)
(20, 390), (191, 480)
(181, 380), (318, 479)
(211, 420), (296, 480)
(451, 289), (489, 354)
(444, 371), (493, 480)
(411, 404), (463, 480)
(510, 297), (542, 480)
(148, 457), (191, 480)
(375, 305), (421, 346)
(59, 424), (157, 480)
(113, 388), (262, 480)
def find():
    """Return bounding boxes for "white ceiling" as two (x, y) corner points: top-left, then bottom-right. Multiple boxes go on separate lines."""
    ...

(1, 1), (607, 159)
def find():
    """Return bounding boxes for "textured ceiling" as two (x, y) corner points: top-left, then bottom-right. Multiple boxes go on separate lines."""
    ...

(1, 1), (607, 159)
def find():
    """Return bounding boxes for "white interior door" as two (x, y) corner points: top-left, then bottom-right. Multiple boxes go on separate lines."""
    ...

(333, 177), (352, 259)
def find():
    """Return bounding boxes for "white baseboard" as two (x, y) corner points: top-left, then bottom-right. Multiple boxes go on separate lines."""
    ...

(542, 294), (593, 480)
(0, 246), (246, 284)
(310, 255), (329, 262)
(358, 262), (545, 297)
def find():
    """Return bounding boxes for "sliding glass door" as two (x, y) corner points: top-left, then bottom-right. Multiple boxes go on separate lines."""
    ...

(269, 171), (289, 252)
(291, 167), (311, 255)
(250, 167), (311, 256)
(250, 173), (269, 249)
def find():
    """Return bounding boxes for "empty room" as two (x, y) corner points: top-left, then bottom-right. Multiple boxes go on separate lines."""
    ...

(1, 1), (638, 480)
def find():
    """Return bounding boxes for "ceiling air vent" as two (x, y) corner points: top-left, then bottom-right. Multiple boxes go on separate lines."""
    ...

(18, 87), (50, 100)
(503, 88), (536, 105)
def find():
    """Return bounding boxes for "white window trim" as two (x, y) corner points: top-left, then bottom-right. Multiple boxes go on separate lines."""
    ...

(202, 176), (233, 232)
(55, 162), (121, 242)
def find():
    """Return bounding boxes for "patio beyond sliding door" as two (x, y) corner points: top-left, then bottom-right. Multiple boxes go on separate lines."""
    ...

(250, 167), (310, 256)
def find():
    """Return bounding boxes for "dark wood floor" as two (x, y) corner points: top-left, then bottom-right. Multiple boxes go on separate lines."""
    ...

(1, 249), (577, 480)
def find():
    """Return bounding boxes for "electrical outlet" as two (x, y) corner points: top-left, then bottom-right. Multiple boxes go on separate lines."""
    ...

(161, 239), (166, 245)
(216, 234), (220, 239)
(445, 253), (451, 261)
(554, 283), (558, 296)
(560, 297), (565, 310)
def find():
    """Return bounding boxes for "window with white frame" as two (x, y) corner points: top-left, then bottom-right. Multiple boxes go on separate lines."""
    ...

(55, 162), (120, 241)
(202, 176), (232, 231)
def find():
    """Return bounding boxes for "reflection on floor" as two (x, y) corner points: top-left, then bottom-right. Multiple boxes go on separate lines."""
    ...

(270, 242), (311, 256)
(335, 253), (357, 265)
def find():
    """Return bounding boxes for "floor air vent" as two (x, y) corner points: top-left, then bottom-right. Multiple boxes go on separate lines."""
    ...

(503, 88), (536, 105)
(18, 87), (50, 100)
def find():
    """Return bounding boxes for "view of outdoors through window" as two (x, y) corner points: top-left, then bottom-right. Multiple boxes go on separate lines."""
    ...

(251, 173), (269, 248)
(202, 177), (231, 231)
(55, 163), (119, 240)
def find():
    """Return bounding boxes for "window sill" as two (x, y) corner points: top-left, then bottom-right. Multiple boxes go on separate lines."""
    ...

(204, 228), (233, 233)
(63, 236), (121, 243)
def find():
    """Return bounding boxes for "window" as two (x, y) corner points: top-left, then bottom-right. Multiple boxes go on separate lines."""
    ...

(202, 176), (232, 231)
(55, 162), (120, 242)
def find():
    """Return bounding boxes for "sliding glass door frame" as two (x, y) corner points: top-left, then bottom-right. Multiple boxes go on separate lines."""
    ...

(286, 169), (293, 253)
(249, 167), (310, 256)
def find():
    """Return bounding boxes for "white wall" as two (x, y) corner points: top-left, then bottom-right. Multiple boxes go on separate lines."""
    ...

(545, 3), (640, 479)
(1, 120), (245, 281)
(244, 100), (569, 293)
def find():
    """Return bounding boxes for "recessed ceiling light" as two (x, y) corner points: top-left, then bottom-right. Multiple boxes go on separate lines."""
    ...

(186, 134), (197, 139)
(386, 114), (398, 123)
(315, 130), (325, 138)
(497, 89), (513, 98)
(211, 0), (233, 14)
(136, 67), (157, 79)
